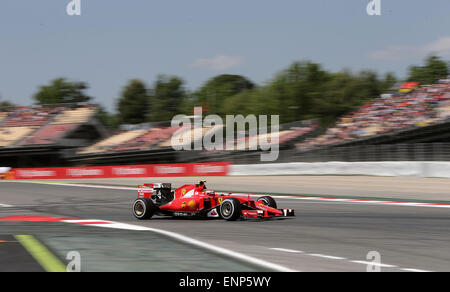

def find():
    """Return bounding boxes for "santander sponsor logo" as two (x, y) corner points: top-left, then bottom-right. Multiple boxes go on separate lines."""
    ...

(67, 168), (104, 177)
(194, 164), (226, 174)
(155, 166), (185, 174)
(18, 170), (56, 178)
(112, 167), (146, 176)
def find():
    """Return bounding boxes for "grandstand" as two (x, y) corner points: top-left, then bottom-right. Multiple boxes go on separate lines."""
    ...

(292, 79), (450, 162)
(71, 125), (221, 165)
(53, 107), (97, 125)
(0, 104), (106, 167)
(196, 120), (319, 163)
(70, 121), (318, 166)
(0, 112), (7, 124)
(297, 80), (450, 152)
(161, 125), (223, 148)
(0, 127), (35, 147)
(115, 126), (182, 151)
(19, 124), (79, 146)
(3, 80), (450, 167)
(79, 129), (149, 154)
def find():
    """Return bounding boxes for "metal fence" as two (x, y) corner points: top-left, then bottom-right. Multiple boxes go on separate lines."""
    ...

(293, 143), (450, 162)
(206, 143), (450, 164)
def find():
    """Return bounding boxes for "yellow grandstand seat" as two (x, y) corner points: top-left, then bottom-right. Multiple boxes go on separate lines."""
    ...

(53, 107), (96, 125)
(231, 130), (291, 150)
(0, 112), (7, 123)
(79, 129), (148, 154)
(0, 127), (35, 147)
(160, 125), (223, 148)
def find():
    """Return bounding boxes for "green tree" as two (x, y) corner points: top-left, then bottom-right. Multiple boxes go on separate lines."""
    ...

(34, 78), (91, 104)
(149, 75), (186, 122)
(117, 79), (149, 124)
(96, 106), (120, 129)
(269, 61), (329, 122)
(381, 72), (398, 91)
(408, 55), (449, 84)
(0, 100), (16, 111)
(222, 62), (390, 127)
(193, 74), (254, 115)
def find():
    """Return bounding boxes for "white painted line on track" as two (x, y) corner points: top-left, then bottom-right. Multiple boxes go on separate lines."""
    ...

(62, 219), (297, 272)
(350, 261), (397, 268)
(308, 254), (347, 260)
(270, 248), (303, 253)
(6, 180), (450, 209)
(62, 219), (111, 224)
(401, 268), (432, 272)
(271, 247), (432, 272)
(94, 221), (298, 272)
(0, 204), (12, 207)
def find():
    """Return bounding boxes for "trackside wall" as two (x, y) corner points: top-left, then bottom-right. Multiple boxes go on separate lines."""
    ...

(230, 162), (450, 178)
(12, 162), (230, 180)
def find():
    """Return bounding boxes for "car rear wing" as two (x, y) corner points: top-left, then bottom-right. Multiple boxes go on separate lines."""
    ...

(138, 184), (154, 199)
(138, 183), (172, 199)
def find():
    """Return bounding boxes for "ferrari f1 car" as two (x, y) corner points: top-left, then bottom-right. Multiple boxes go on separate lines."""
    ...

(132, 181), (295, 221)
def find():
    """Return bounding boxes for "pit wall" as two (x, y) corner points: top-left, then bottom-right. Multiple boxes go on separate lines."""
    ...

(230, 162), (450, 178)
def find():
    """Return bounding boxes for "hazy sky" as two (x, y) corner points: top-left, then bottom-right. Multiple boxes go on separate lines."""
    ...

(1, 0), (449, 111)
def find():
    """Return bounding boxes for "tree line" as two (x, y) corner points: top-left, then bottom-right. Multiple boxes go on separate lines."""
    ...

(1, 55), (448, 129)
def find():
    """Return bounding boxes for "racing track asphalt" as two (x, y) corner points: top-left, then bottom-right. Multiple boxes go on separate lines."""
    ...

(1, 181), (449, 272)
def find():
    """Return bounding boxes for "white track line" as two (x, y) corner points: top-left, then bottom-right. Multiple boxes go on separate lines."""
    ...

(0, 204), (12, 208)
(62, 219), (110, 224)
(401, 268), (432, 272)
(7, 181), (450, 209)
(308, 254), (347, 260)
(65, 219), (296, 272)
(271, 247), (432, 272)
(270, 248), (303, 253)
(350, 261), (397, 268)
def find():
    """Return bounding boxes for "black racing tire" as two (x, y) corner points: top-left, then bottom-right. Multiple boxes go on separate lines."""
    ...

(220, 198), (241, 221)
(257, 196), (277, 209)
(133, 198), (156, 220)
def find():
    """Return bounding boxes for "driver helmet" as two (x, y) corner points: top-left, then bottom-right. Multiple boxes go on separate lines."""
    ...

(197, 180), (207, 190)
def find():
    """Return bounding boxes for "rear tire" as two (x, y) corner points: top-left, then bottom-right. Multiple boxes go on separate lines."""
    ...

(257, 196), (277, 209)
(133, 198), (156, 220)
(220, 198), (241, 221)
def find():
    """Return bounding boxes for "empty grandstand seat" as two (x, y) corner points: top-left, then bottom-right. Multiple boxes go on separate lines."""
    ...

(0, 127), (35, 147)
(115, 126), (182, 151)
(160, 125), (222, 148)
(19, 124), (78, 146)
(79, 129), (148, 154)
(1, 109), (52, 127)
(278, 127), (314, 144)
(53, 107), (96, 125)
(0, 113), (7, 124)
(0, 105), (99, 148)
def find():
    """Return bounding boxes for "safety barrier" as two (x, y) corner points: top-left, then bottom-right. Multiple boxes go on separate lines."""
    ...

(13, 162), (230, 180)
(11, 161), (450, 179)
(230, 161), (450, 178)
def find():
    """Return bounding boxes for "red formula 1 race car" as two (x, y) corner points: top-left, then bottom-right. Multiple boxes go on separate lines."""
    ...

(132, 181), (295, 221)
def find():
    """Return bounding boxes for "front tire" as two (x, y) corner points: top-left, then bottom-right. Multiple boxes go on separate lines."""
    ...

(220, 198), (241, 221)
(133, 198), (156, 220)
(257, 196), (277, 209)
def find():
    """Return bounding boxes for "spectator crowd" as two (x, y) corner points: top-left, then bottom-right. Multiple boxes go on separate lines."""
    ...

(298, 79), (450, 151)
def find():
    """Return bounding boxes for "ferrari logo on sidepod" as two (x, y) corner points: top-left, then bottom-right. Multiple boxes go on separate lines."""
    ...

(181, 201), (186, 209)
